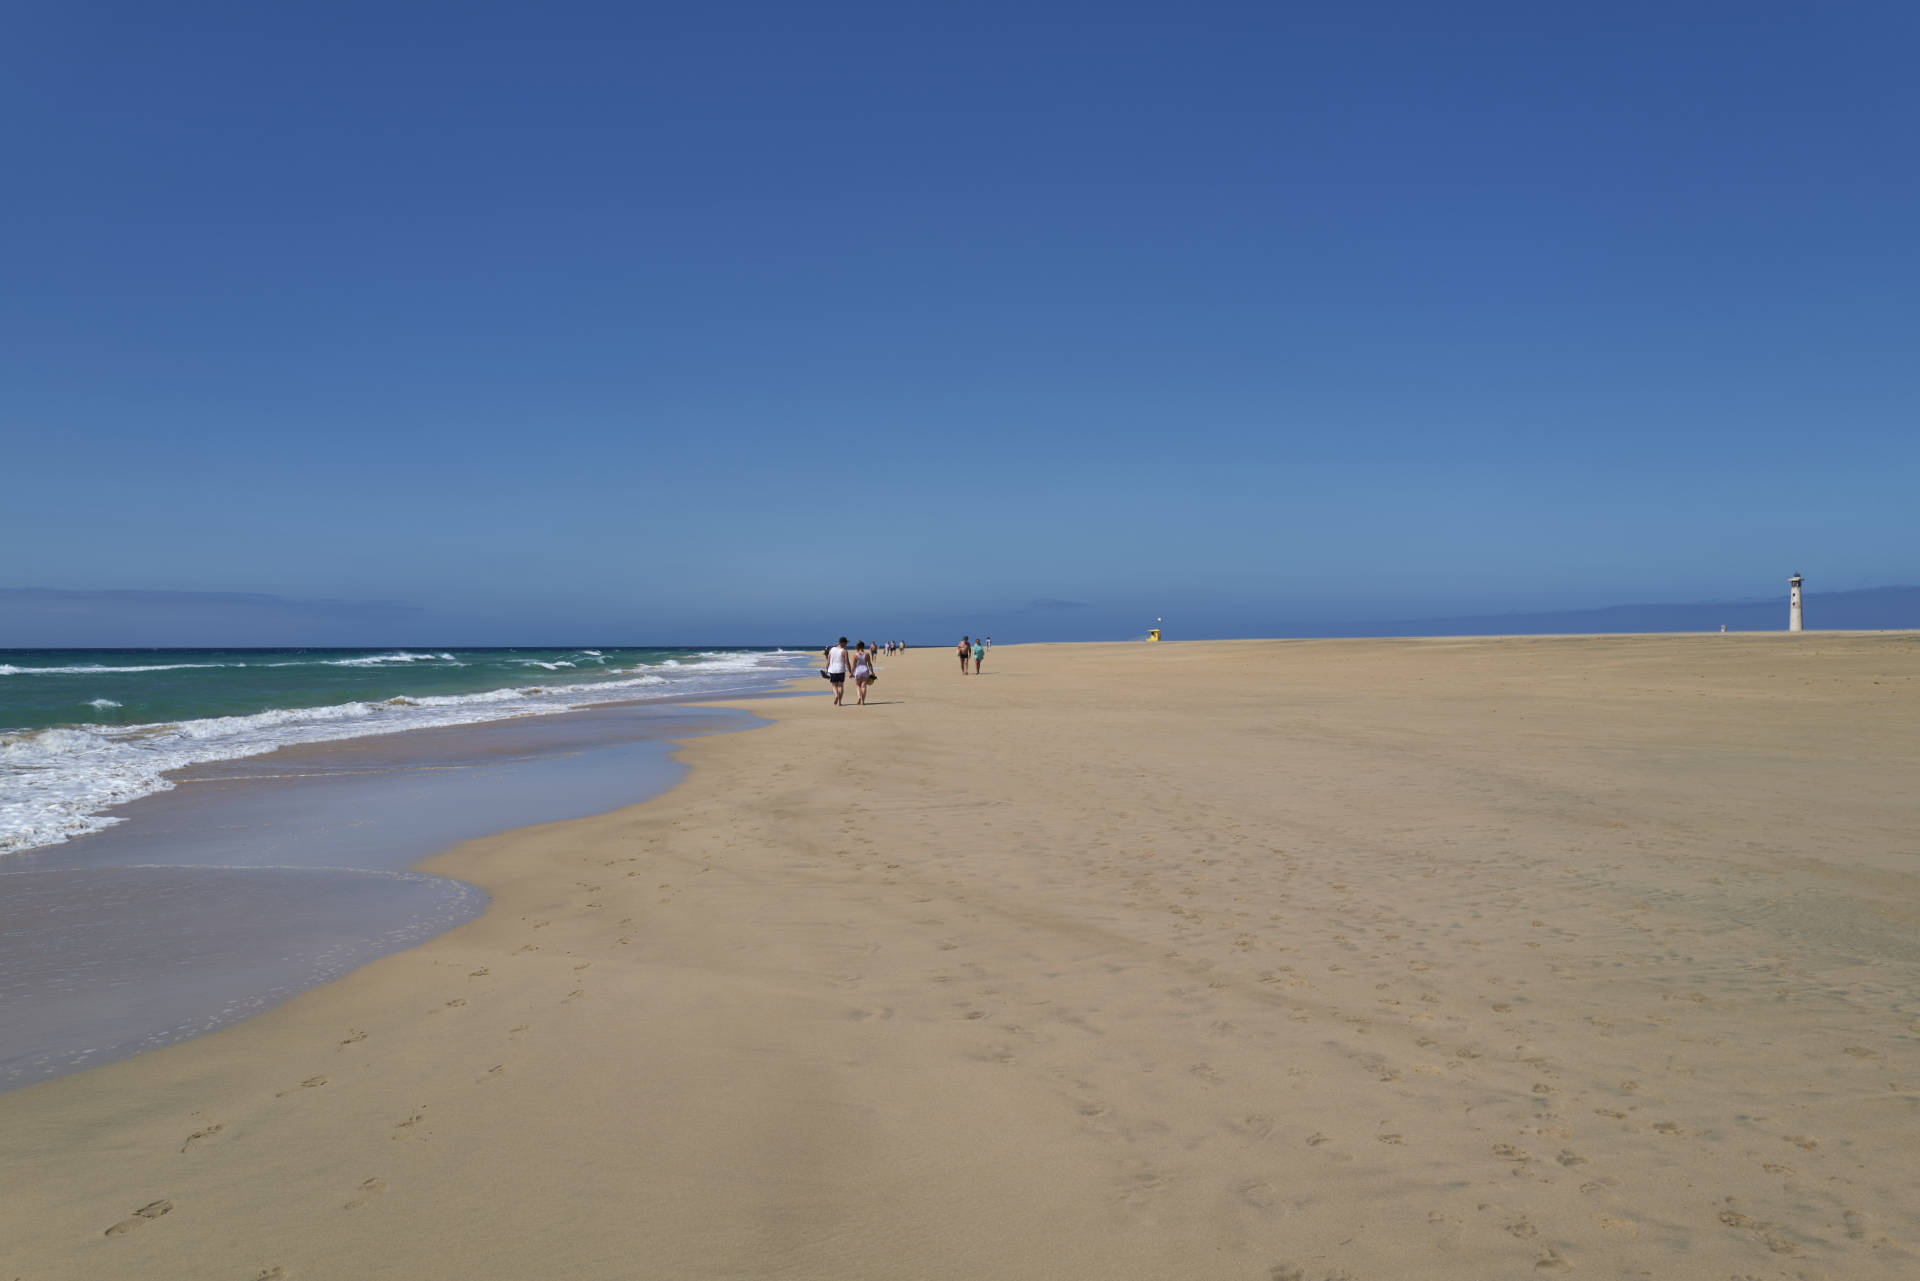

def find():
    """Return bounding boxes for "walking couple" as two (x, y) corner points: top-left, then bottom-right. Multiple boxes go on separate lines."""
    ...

(823, 637), (878, 706)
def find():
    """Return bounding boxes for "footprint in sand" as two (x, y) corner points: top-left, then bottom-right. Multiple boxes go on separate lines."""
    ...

(1232, 1113), (1275, 1139)
(180, 1123), (224, 1153)
(104, 1200), (173, 1235)
(1238, 1179), (1279, 1209)
(444, 998), (467, 1008)
(276, 1076), (328, 1097)
(338, 1030), (366, 1049)
(1493, 1144), (1532, 1162)
(253, 1268), (288, 1280)
(344, 1177), (387, 1210)
(469, 967), (490, 978)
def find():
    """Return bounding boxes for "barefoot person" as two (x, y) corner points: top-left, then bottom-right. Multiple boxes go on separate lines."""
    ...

(825, 636), (850, 706)
(852, 641), (876, 706)
(958, 636), (972, 675)
(972, 636), (986, 674)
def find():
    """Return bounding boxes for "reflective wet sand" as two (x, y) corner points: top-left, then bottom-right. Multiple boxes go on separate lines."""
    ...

(0, 701), (757, 1090)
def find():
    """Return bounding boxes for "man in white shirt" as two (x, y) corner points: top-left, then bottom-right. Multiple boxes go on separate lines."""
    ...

(825, 636), (850, 706)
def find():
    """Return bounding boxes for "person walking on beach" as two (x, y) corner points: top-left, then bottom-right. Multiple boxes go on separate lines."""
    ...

(958, 636), (972, 675)
(851, 641), (876, 705)
(972, 636), (986, 674)
(825, 636), (850, 706)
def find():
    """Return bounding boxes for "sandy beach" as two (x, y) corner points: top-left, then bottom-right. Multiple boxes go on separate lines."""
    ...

(4, 635), (1916, 1280)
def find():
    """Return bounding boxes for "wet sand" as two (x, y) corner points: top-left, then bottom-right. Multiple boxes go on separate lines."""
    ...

(3, 635), (1917, 1279)
(0, 702), (755, 1090)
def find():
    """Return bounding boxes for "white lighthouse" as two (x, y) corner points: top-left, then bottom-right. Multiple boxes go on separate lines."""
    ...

(1788, 574), (1804, 632)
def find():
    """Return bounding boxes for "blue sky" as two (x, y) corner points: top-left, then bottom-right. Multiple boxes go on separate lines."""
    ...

(5, 2), (1915, 644)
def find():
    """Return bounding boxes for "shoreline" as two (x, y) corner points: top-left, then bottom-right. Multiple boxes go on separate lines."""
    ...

(4, 636), (1917, 1278)
(0, 646), (810, 859)
(0, 691), (784, 1092)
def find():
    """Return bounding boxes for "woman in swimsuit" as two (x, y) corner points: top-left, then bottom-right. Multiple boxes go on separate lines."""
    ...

(958, 636), (972, 675)
(852, 641), (875, 705)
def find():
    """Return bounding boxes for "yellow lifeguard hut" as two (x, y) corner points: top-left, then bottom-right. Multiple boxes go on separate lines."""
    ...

(1146, 617), (1162, 642)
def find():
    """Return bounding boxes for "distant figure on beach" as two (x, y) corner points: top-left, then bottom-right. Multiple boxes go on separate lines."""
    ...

(972, 637), (986, 673)
(958, 636), (972, 675)
(852, 641), (875, 705)
(825, 637), (850, 706)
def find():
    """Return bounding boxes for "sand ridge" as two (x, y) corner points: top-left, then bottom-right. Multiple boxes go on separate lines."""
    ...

(2, 634), (1917, 1279)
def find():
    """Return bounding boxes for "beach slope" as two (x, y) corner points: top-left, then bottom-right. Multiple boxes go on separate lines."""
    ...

(4, 636), (1917, 1279)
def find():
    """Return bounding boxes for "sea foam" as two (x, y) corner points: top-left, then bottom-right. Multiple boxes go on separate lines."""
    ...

(0, 651), (806, 856)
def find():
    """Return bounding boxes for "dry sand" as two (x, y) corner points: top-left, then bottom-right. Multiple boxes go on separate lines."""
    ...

(4, 635), (1918, 1279)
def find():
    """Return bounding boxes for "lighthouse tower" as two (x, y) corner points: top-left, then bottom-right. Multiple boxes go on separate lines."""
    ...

(1788, 574), (1804, 632)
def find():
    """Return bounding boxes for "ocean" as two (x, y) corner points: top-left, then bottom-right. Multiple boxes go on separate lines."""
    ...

(0, 646), (809, 855)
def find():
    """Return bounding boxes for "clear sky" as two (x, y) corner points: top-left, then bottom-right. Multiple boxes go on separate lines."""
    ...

(5, 2), (1915, 644)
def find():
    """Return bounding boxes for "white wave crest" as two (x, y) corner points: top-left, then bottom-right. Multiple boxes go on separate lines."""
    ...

(321, 652), (449, 667)
(0, 651), (807, 856)
(87, 699), (123, 709)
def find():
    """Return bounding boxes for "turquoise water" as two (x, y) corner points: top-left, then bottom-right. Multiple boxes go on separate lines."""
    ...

(0, 646), (770, 732)
(0, 646), (808, 853)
